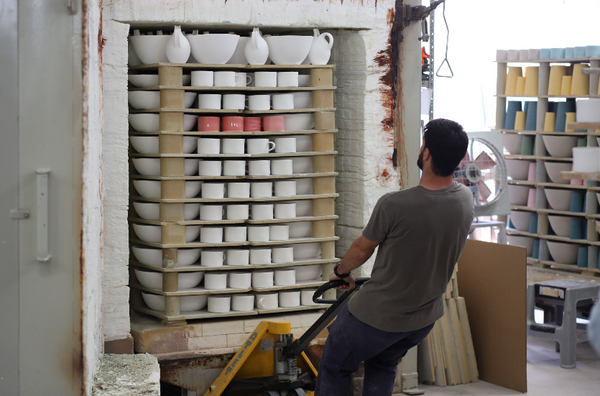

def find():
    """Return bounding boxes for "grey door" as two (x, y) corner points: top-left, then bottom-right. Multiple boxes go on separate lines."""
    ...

(0, 0), (83, 394)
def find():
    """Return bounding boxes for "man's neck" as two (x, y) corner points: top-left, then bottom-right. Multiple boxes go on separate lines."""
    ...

(419, 171), (454, 191)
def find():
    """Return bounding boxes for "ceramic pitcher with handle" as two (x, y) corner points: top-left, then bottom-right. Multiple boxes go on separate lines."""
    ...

(166, 26), (191, 63)
(245, 27), (269, 65)
(308, 29), (334, 65)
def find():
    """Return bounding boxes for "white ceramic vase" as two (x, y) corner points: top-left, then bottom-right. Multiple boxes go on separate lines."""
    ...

(166, 26), (191, 64)
(245, 27), (269, 65)
(308, 29), (334, 65)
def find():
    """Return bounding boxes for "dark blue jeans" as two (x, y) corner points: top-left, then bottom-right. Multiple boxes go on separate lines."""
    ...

(315, 305), (434, 396)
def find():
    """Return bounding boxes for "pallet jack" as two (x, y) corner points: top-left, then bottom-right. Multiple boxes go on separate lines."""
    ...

(203, 277), (370, 396)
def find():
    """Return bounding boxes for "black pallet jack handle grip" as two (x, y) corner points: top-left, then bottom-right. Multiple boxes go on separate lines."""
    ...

(312, 277), (370, 304)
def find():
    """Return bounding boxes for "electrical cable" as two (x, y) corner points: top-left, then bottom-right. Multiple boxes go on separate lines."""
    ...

(435, 0), (454, 78)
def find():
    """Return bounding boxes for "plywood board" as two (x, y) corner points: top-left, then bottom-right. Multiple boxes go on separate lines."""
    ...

(456, 239), (527, 393)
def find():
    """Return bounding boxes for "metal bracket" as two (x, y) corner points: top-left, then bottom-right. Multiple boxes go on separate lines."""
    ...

(403, 0), (445, 26)
(10, 209), (30, 220)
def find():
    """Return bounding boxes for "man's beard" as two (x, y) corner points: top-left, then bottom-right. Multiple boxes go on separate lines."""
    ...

(417, 150), (424, 170)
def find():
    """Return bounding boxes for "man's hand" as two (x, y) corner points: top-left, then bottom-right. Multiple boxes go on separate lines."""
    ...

(329, 272), (356, 291)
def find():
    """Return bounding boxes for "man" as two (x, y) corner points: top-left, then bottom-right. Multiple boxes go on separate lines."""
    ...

(315, 118), (474, 396)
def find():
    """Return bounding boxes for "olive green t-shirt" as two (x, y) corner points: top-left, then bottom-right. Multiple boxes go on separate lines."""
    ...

(348, 182), (474, 332)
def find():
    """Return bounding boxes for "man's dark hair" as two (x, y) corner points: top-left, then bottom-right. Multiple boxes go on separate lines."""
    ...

(423, 118), (468, 177)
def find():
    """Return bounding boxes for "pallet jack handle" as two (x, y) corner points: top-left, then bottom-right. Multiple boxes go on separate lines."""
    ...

(284, 277), (370, 358)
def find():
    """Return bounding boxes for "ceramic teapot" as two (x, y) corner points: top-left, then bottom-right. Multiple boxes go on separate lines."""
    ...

(245, 27), (269, 65)
(308, 29), (334, 65)
(166, 26), (191, 63)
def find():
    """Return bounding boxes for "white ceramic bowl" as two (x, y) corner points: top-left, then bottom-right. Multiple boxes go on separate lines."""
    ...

(187, 33), (240, 64)
(294, 264), (322, 281)
(545, 189), (573, 211)
(130, 35), (170, 64)
(183, 114), (198, 131)
(129, 91), (160, 109)
(131, 246), (201, 267)
(509, 210), (533, 232)
(129, 114), (160, 132)
(544, 162), (572, 184)
(132, 224), (200, 243)
(505, 159), (532, 181)
(507, 185), (530, 206)
(547, 241), (580, 264)
(130, 136), (198, 154)
(141, 292), (207, 312)
(129, 74), (159, 87)
(132, 202), (200, 221)
(132, 180), (201, 198)
(548, 215), (578, 237)
(293, 243), (321, 260)
(132, 158), (199, 176)
(264, 36), (313, 65)
(542, 136), (578, 158)
(284, 114), (314, 131)
(501, 134), (523, 155)
(506, 235), (534, 257)
(184, 92), (197, 108)
(135, 269), (204, 290)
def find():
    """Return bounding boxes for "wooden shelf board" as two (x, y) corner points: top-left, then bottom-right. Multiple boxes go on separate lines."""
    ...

(495, 57), (600, 63)
(129, 107), (335, 114)
(501, 130), (594, 136)
(504, 155), (537, 160)
(536, 208), (588, 217)
(255, 305), (328, 315)
(129, 129), (338, 136)
(582, 68), (600, 75)
(252, 279), (327, 292)
(131, 282), (252, 296)
(245, 215), (339, 224)
(534, 260), (600, 275)
(506, 228), (538, 238)
(131, 193), (339, 204)
(507, 180), (537, 186)
(130, 258), (340, 273)
(500, 130), (537, 135)
(538, 156), (573, 162)
(510, 205), (538, 212)
(131, 172), (339, 181)
(537, 182), (588, 190)
(567, 122), (600, 130)
(130, 215), (339, 227)
(131, 236), (339, 249)
(560, 171), (600, 181)
(249, 236), (339, 247)
(129, 63), (336, 71)
(130, 86), (337, 92)
(130, 151), (338, 159)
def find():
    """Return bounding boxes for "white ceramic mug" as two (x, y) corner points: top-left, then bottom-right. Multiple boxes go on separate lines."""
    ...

(202, 183), (226, 199)
(221, 138), (245, 154)
(274, 137), (296, 153)
(270, 225), (289, 241)
(201, 250), (226, 267)
(301, 289), (318, 306)
(234, 72), (252, 87)
(232, 294), (254, 311)
(278, 290), (300, 307)
(293, 242), (320, 260)
(250, 182), (273, 198)
(248, 226), (270, 242)
(272, 246), (294, 264)
(250, 249), (272, 265)
(277, 71), (299, 87)
(222, 94), (246, 110)
(292, 92), (312, 109)
(252, 271), (274, 288)
(289, 222), (312, 238)
(198, 94), (222, 109)
(295, 179), (313, 195)
(248, 95), (271, 111)
(271, 159), (293, 175)
(198, 138), (220, 154)
(274, 180), (296, 197)
(214, 71), (236, 87)
(191, 70), (214, 87)
(251, 204), (274, 221)
(199, 204), (225, 221)
(272, 93), (294, 110)
(274, 269), (296, 286)
(246, 138), (276, 154)
(254, 71), (277, 87)
(248, 160), (270, 176)
(226, 249), (250, 266)
(223, 160), (246, 176)
(226, 204), (249, 220)
(274, 203), (296, 219)
(292, 157), (312, 173)
(229, 272), (252, 289)
(201, 226), (224, 243)
(204, 272), (228, 290)
(224, 226), (247, 242)
(298, 75), (311, 87)
(198, 160), (222, 176)
(255, 293), (278, 309)
(227, 182), (250, 198)
(208, 295), (231, 312)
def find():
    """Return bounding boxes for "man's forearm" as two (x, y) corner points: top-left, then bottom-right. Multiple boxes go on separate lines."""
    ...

(336, 236), (378, 274)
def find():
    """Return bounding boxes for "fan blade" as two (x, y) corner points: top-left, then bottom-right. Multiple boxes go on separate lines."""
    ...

(477, 180), (492, 202)
(474, 151), (495, 170)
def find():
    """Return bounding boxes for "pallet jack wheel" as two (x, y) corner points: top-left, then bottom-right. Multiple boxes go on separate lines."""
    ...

(292, 388), (307, 396)
(261, 389), (306, 396)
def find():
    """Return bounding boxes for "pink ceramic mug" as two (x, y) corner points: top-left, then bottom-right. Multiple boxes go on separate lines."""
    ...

(198, 116), (221, 132)
(244, 116), (262, 132)
(222, 116), (245, 131)
(263, 116), (285, 131)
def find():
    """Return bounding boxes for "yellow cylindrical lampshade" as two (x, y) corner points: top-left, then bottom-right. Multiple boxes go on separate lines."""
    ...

(565, 112), (577, 132)
(516, 77), (526, 96)
(544, 112), (556, 132)
(571, 64), (590, 96)
(548, 66), (567, 96)
(515, 111), (527, 130)
(524, 66), (539, 96)
(560, 76), (572, 96)
(505, 66), (523, 96)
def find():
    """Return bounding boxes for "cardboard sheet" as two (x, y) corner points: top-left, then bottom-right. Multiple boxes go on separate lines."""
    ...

(457, 239), (527, 393)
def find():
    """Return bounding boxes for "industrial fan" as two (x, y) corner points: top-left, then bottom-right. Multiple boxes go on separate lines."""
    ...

(452, 131), (510, 217)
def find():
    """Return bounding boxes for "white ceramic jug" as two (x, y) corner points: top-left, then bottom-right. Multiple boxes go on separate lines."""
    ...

(166, 26), (191, 63)
(245, 27), (269, 65)
(308, 29), (334, 65)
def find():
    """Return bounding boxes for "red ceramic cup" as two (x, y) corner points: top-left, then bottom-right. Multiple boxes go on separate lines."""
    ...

(198, 116), (221, 131)
(222, 116), (245, 131)
(263, 115), (285, 131)
(244, 116), (262, 132)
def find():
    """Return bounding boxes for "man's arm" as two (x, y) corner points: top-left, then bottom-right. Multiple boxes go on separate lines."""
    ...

(329, 234), (380, 290)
